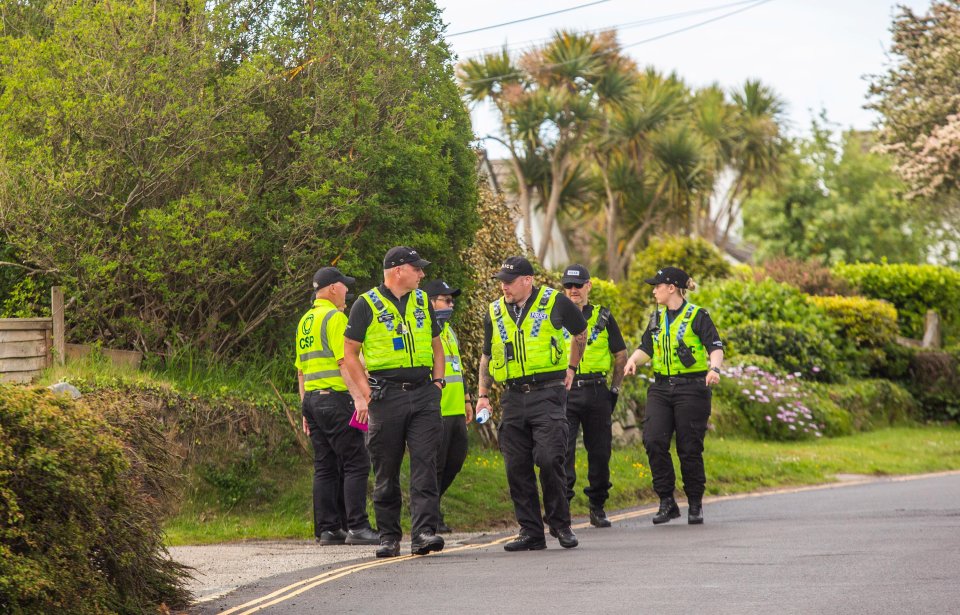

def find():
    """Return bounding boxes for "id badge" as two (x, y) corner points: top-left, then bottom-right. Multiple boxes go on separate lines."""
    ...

(451, 355), (462, 373)
(393, 337), (405, 350)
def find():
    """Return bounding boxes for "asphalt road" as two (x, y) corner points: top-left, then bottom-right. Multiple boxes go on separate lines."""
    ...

(193, 472), (960, 615)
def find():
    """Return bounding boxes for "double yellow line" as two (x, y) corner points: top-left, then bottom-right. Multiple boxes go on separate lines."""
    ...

(217, 470), (960, 614)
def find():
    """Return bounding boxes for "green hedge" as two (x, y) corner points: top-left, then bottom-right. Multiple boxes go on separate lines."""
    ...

(833, 263), (960, 344)
(0, 386), (189, 613)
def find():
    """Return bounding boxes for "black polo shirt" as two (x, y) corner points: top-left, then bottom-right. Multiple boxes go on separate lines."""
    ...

(345, 284), (442, 381)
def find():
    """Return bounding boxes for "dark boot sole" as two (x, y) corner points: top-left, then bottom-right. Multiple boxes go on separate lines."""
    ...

(411, 542), (445, 556)
(688, 517), (704, 525)
(558, 539), (579, 549)
(318, 539), (347, 546)
(590, 519), (612, 528)
(652, 511), (681, 525)
(503, 542), (547, 552)
(375, 550), (400, 558)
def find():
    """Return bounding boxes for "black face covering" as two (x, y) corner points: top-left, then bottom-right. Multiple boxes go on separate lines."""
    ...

(435, 308), (454, 324)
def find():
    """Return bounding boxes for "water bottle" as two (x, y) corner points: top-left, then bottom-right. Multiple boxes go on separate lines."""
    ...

(475, 407), (491, 424)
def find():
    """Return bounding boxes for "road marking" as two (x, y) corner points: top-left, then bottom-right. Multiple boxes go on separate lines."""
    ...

(217, 469), (960, 614)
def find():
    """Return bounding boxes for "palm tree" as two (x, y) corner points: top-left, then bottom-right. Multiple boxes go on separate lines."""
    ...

(702, 79), (787, 250)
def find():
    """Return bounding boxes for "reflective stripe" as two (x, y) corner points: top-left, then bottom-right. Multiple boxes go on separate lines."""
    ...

(445, 374), (464, 384)
(299, 349), (332, 362)
(304, 369), (342, 381)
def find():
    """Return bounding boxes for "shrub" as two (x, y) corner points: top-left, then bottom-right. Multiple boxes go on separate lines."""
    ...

(727, 320), (844, 381)
(586, 278), (623, 317)
(758, 256), (852, 296)
(833, 263), (960, 344)
(906, 350), (960, 422)
(815, 379), (918, 430)
(0, 386), (190, 613)
(713, 365), (836, 440)
(620, 235), (732, 337)
(810, 295), (899, 375)
(695, 277), (828, 332)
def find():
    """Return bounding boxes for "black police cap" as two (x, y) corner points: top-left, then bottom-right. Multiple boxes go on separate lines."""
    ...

(313, 266), (356, 290)
(423, 279), (461, 298)
(493, 256), (534, 281)
(383, 246), (431, 269)
(644, 266), (690, 288)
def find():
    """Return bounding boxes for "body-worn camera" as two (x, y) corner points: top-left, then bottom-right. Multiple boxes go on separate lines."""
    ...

(675, 341), (697, 368)
(504, 341), (515, 361)
(368, 376), (387, 401)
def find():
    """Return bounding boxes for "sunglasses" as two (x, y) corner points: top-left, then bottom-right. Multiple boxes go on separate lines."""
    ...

(435, 297), (455, 305)
(563, 283), (584, 289)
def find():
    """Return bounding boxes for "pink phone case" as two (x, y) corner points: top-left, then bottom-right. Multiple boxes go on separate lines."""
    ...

(349, 411), (368, 432)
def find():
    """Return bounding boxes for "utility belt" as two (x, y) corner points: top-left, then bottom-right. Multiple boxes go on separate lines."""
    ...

(367, 376), (431, 401)
(571, 372), (607, 389)
(505, 377), (566, 394)
(654, 373), (706, 386)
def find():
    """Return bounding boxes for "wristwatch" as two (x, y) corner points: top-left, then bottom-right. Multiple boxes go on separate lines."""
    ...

(568, 364), (579, 371)
(709, 367), (721, 375)
(432, 378), (446, 389)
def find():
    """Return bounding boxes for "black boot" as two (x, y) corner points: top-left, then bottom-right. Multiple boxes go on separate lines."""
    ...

(652, 496), (681, 525)
(437, 512), (452, 534)
(410, 530), (445, 555)
(589, 506), (612, 528)
(688, 500), (704, 525)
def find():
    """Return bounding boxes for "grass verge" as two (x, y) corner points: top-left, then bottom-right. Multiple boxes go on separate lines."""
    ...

(164, 426), (960, 545)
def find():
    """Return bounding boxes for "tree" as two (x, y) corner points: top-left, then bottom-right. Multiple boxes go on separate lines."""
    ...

(0, 0), (478, 355)
(742, 117), (930, 264)
(868, 0), (960, 239)
(460, 31), (629, 263)
(697, 79), (787, 250)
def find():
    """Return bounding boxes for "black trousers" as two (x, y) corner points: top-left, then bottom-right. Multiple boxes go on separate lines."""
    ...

(301, 390), (372, 535)
(498, 384), (570, 539)
(642, 380), (712, 502)
(564, 382), (613, 508)
(367, 383), (442, 540)
(437, 414), (468, 499)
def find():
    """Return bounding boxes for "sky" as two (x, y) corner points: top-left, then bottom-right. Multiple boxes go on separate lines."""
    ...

(435, 0), (932, 156)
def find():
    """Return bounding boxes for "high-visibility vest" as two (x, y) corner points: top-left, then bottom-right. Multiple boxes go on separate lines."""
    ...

(652, 302), (709, 375)
(488, 286), (565, 383)
(439, 322), (466, 417)
(564, 304), (613, 374)
(295, 299), (346, 391)
(360, 287), (434, 371)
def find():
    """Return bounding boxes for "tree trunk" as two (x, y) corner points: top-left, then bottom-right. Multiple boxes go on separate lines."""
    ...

(537, 153), (569, 263)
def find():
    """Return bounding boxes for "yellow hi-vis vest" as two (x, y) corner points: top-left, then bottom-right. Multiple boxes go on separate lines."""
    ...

(563, 304), (613, 375)
(360, 287), (434, 372)
(488, 286), (565, 383)
(295, 299), (347, 392)
(439, 322), (466, 417)
(652, 302), (709, 375)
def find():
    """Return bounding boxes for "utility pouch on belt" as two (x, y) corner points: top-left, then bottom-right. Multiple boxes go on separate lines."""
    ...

(368, 376), (387, 401)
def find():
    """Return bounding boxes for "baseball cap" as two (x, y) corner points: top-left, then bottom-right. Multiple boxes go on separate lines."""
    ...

(423, 279), (462, 298)
(644, 266), (690, 288)
(493, 256), (535, 281)
(313, 266), (356, 289)
(383, 246), (431, 269)
(561, 264), (591, 285)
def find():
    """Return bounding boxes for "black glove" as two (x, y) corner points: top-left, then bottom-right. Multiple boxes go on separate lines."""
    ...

(609, 391), (619, 409)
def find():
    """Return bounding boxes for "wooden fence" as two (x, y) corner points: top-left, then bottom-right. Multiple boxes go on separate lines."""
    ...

(0, 287), (65, 384)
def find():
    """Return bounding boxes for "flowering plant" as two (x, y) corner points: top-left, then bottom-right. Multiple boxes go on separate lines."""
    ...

(716, 364), (825, 440)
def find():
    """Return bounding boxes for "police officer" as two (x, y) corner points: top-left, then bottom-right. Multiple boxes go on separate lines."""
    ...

(624, 267), (724, 525)
(342, 247), (446, 558)
(475, 256), (588, 551)
(423, 279), (473, 534)
(560, 264), (628, 528)
(296, 267), (379, 546)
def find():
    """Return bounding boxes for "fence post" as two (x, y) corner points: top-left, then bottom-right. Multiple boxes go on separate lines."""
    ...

(51, 286), (65, 365)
